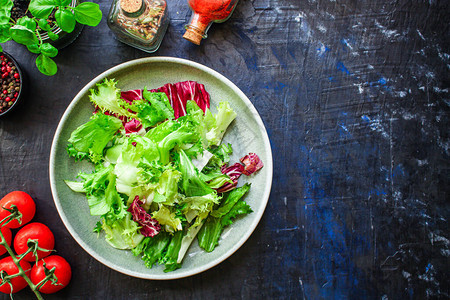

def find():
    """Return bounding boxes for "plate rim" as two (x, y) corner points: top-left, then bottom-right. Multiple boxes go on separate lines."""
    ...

(49, 56), (273, 280)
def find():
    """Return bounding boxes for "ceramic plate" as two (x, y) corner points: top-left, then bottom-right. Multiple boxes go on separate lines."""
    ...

(49, 57), (273, 279)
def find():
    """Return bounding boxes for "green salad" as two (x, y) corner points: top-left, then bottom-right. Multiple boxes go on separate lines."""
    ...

(65, 79), (263, 272)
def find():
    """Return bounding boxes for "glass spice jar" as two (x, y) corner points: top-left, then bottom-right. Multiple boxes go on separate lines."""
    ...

(107, 0), (169, 53)
(183, 0), (239, 45)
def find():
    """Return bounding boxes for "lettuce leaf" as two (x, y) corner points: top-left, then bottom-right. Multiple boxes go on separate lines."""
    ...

(102, 212), (144, 250)
(152, 205), (182, 232)
(67, 113), (122, 163)
(89, 78), (132, 118)
(177, 149), (215, 197)
(205, 102), (237, 146)
(155, 169), (182, 205)
(124, 90), (174, 128)
(114, 135), (159, 195)
(76, 164), (127, 218)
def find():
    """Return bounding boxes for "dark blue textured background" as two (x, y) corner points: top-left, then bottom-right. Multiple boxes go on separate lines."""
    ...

(1, 0), (449, 298)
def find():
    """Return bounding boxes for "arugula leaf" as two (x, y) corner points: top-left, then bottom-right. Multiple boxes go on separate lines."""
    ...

(77, 164), (126, 218)
(211, 183), (250, 218)
(197, 185), (252, 252)
(197, 216), (222, 252)
(198, 198), (252, 252)
(132, 232), (171, 268)
(161, 231), (183, 272)
(220, 200), (253, 226)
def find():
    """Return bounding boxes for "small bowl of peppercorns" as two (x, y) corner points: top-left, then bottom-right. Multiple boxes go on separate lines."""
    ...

(0, 51), (25, 117)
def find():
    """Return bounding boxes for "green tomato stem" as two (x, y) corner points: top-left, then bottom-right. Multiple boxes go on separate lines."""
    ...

(0, 228), (44, 300)
(35, 266), (56, 290)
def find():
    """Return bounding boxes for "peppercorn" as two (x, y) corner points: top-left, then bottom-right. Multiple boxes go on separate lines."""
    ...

(0, 53), (21, 114)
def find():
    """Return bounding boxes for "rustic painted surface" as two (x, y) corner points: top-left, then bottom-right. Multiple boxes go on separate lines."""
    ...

(0, 0), (449, 298)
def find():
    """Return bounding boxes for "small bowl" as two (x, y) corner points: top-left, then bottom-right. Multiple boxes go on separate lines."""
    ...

(0, 51), (25, 117)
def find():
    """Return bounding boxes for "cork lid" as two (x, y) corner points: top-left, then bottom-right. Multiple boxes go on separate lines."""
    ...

(120, 0), (143, 14)
(183, 25), (205, 45)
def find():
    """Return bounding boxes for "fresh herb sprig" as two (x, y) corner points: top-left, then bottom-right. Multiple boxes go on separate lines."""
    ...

(0, 0), (102, 75)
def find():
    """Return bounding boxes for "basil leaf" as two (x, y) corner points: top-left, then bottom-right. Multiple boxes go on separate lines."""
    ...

(36, 54), (57, 76)
(27, 44), (41, 54)
(0, 0), (13, 25)
(47, 31), (59, 41)
(16, 16), (37, 32)
(40, 43), (58, 57)
(55, 0), (71, 5)
(55, 8), (76, 33)
(0, 24), (11, 43)
(38, 19), (51, 31)
(10, 25), (39, 45)
(28, 0), (56, 19)
(73, 2), (102, 26)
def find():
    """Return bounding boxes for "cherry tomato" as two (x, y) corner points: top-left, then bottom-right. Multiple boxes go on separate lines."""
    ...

(0, 191), (36, 229)
(0, 256), (31, 294)
(14, 223), (55, 262)
(0, 227), (12, 256)
(30, 255), (71, 294)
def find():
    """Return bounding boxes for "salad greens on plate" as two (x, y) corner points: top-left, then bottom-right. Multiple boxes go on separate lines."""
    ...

(64, 79), (263, 272)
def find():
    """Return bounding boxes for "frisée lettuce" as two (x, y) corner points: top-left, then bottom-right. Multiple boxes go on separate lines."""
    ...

(65, 78), (263, 272)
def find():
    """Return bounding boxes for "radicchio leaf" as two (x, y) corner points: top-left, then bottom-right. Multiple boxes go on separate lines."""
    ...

(127, 196), (161, 237)
(121, 89), (143, 103)
(124, 118), (142, 134)
(216, 153), (263, 193)
(120, 81), (210, 119)
(216, 163), (244, 193)
(240, 153), (264, 175)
